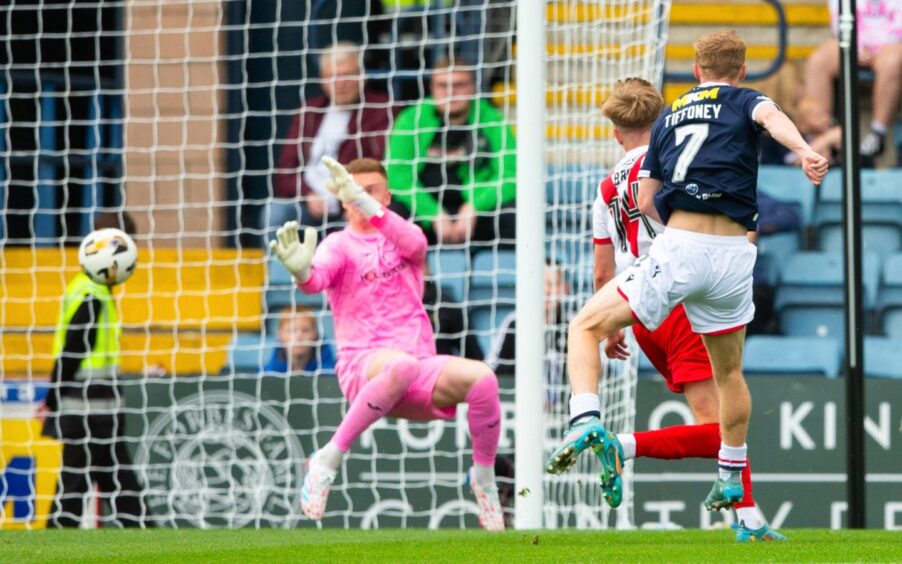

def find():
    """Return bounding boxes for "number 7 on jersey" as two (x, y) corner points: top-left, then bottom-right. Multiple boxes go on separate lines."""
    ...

(672, 124), (709, 183)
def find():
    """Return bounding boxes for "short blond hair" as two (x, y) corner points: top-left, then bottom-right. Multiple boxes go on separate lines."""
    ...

(601, 78), (663, 130)
(694, 31), (746, 80)
(346, 157), (387, 178)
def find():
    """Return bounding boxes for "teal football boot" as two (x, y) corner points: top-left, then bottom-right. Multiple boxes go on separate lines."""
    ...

(545, 417), (606, 474)
(592, 431), (625, 508)
(703, 475), (744, 511)
(734, 522), (788, 542)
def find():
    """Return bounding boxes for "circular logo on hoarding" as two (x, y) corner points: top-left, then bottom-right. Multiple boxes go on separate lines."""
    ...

(136, 390), (304, 528)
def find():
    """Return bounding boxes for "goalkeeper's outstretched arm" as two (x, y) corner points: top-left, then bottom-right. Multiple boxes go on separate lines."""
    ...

(322, 156), (427, 263)
(269, 221), (331, 290)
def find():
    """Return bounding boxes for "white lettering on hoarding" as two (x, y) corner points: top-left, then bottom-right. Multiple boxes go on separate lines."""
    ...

(781, 401), (816, 449)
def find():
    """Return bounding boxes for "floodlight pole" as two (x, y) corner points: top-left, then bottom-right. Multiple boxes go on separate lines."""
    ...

(837, 0), (866, 530)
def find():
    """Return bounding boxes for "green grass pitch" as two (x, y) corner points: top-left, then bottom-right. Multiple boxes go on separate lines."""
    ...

(1, 529), (899, 563)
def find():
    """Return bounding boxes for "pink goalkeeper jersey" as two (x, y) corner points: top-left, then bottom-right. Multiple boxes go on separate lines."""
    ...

(299, 209), (436, 360)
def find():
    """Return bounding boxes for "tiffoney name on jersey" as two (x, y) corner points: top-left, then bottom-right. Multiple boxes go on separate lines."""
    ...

(665, 87), (722, 128)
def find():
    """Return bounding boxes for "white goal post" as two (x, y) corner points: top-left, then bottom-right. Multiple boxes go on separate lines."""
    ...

(0, 0), (669, 530)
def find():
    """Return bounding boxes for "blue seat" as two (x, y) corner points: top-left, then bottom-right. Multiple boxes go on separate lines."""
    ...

(877, 253), (902, 337)
(776, 251), (880, 310)
(546, 165), (603, 228)
(226, 333), (280, 374)
(265, 258), (325, 311)
(756, 231), (800, 286)
(546, 165), (601, 206)
(744, 336), (841, 378)
(815, 168), (902, 227)
(865, 336), (902, 378)
(757, 166), (817, 226)
(881, 310), (902, 338)
(470, 305), (515, 360)
(427, 249), (470, 302)
(470, 249), (516, 304)
(779, 306), (846, 339)
(818, 223), (902, 257)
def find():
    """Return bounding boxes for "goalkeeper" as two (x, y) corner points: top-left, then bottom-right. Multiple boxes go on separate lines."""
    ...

(270, 156), (504, 531)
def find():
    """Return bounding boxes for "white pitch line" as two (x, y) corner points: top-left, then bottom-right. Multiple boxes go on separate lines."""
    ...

(359, 472), (902, 484)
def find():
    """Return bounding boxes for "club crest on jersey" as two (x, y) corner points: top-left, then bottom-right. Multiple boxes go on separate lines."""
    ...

(685, 183), (699, 195)
(671, 87), (720, 111)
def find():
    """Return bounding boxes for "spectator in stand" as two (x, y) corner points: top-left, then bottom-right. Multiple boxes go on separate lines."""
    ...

(271, 41), (397, 237)
(386, 55), (517, 250)
(801, 0), (902, 162)
(486, 264), (570, 409)
(262, 306), (336, 375)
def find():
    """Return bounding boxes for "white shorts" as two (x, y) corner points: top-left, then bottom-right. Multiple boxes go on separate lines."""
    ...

(616, 227), (757, 335)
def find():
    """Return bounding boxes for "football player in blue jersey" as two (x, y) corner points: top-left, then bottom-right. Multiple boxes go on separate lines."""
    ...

(546, 31), (828, 524)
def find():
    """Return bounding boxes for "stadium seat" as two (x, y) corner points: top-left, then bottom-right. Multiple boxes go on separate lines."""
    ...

(265, 258), (325, 311)
(546, 165), (600, 206)
(864, 336), (902, 378)
(744, 336), (841, 378)
(546, 165), (602, 228)
(756, 231), (800, 286)
(814, 169), (902, 248)
(469, 305), (514, 359)
(880, 310), (902, 338)
(775, 251), (880, 339)
(470, 249), (516, 304)
(776, 251), (880, 310)
(818, 223), (902, 258)
(226, 333), (280, 374)
(427, 249), (470, 302)
(778, 306), (846, 340)
(878, 253), (902, 338)
(757, 165), (817, 226)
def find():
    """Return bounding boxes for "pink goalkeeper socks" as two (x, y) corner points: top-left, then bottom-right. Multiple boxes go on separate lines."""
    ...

(466, 373), (501, 467)
(332, 358), (420, 452)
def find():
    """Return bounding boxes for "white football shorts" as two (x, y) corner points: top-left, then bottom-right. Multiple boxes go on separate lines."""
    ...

(616, 227), (757, 335)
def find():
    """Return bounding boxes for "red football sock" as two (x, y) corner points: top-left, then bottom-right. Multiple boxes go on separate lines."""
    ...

(634, 422), (757, 508)
(634, 423), (720, 459)
(733, 459), (755, 509)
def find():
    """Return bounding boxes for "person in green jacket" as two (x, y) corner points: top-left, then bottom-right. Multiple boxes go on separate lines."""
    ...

(386, 56), (517, 249)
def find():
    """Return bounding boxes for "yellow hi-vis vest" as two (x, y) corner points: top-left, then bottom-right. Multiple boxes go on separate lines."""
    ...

(51, 272), (121, 380)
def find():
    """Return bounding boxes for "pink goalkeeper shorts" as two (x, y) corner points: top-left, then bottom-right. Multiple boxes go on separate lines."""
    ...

(336, 349), (457, 421)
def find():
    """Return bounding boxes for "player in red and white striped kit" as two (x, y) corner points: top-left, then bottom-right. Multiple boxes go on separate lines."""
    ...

(589, 78), (784, 541)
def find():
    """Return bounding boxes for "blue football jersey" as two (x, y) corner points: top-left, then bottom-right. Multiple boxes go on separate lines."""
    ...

(640, 84), (777, 231)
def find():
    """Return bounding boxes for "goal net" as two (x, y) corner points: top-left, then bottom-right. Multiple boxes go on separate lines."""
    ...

(0, 0), (667, 530)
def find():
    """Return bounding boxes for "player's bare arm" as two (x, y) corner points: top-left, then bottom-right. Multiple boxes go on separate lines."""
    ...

(593, 243), (617, 292)
(755, 103), (829, 185)
(637, 177), (664, 223)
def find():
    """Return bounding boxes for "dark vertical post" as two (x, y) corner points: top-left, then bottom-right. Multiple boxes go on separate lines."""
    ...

(837, 0), (866, 529)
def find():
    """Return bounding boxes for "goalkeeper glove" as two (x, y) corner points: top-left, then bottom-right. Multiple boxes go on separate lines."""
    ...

(269, 221), (317, 283)
(322, 156), (384, 218)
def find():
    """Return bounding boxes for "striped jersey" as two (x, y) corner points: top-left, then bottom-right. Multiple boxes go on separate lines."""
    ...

(592, 145), (665, 273)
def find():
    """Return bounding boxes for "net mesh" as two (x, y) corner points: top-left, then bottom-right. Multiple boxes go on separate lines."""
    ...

(0, 0), (668, 529)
